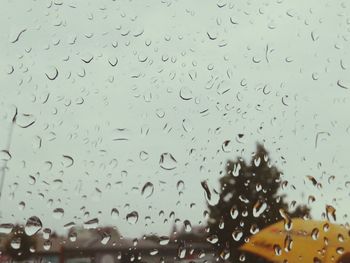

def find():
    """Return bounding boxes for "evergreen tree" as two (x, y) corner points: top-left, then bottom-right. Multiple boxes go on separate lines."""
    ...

(207, 144), (310, 262)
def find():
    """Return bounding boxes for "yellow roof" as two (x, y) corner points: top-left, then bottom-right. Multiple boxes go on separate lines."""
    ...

(240, 218), (350, 263)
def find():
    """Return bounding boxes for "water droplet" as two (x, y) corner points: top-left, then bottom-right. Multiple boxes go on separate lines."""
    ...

(182, 119), (193, 133)
(45, 66), (59, 80)
(83, 218), (99, 229)
(126, 211), (139, 224)
(0, 223), (14, 234)
(284, 234), (293, 252)
(323, 223), (330, 232)
(250, 224), (259, 234)
(232, 229), (243, 241)
(28, 175), (36, 185)
(337, 80), (349, 89)
(111, 208), (119, 219)
(29, 246), (36, 253)
(25, 216), (42, 236)
(206, 234), (218, 244)
(64, 222), (76, 229)
(179, 87), (193, 100)
(219, 217), (225, 229)
(178, 245), (186, 259)
(230, 206), (239, 219)
(53, 208), (64, 219)
(253, 201), (267, 217)
(176, 180), (185, 191)
(279, 209), (292, 231)
(43, 228), (51, 240)
(69, 232), (77, 242)
(311, 228), (319, 240)
(11, 238), (21, 249)
(101, 232), (111, 245)
(43, 240), (52, 251)
(139, 151), (149, 161)
(219, 248), (229, 260)
(150, 249), (159, 256)
(338, 234), (345, 242)
(159, 236), (170, 246)
(184, 220), (192, 232)
(274, 244), (282, 256)
(256, 183), (262, 192)
(254, 157), (261, 167)
(159, 153), (177, 170)
(222, 140), (233, 153)
(141, 182), (154, 198)
(232, 163), (241, 177)
(200, 181), (219, 205)
(201, 180), (211, 199)
(336, 247), (345, 255)
(62, 155), (74, 168)
(10, 28), (27, 43)
(0, 150), (11, 161)
(326, 205), (336, 222)
(14, 113), (36, 128)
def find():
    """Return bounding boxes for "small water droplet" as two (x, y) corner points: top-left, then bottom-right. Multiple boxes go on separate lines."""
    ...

(232, 163), (241, 177)
(62, 155), (74, 168)
(159, 236), (170, 246)
(126, 211), (139, 224)
(83, 218), (99, 229)
(311, 228), (319, 240)
(0, 150), (11, 161)
(222, 140), (233, 153)
(150, 249), (159, 256)
(139, 151), (149, 161)
(0, 223), (14, 234)
(274, 244), (282, 256)
(230, 206), (239, 219)
(336, 247), (345, 255)
(101, 232), (111, 245)
(206, 234), (218, 244)
(178, 245), (186, 259)
(326, 205), (336, 222)
(159, 153), (177, 170)
(43, 240), (52, 251)
(253, 201), (267, 217)
(279, 209), (292, 231)
(53, 208), (64, 219)
(11, 238), (21, 249)
(111, 208), (119, 219)
(250, 224), (259, 234)
(179, 87), (193, 100)
(141, 182), (154, 198)
(232, 229), (243, 241)
(284, 234), (293, 252)
(69, 232), (77, 242)
(25, 216), (42, 236)
(184, 220), (192, 232)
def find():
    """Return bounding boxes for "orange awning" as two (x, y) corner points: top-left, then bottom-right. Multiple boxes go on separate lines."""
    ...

(240, 218), (350, 263)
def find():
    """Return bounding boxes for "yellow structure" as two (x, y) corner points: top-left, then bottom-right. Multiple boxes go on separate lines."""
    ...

(240, 218), (350, 262)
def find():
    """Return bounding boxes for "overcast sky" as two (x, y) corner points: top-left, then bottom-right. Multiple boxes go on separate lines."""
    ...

(1, 0), (350, 238)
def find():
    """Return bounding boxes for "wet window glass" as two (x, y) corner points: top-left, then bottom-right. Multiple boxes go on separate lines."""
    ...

(1, 0), (350, 262)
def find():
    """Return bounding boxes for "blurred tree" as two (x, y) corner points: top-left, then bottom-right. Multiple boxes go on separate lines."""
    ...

(4, 225), (36, 261)
(207, 144), (310, 263)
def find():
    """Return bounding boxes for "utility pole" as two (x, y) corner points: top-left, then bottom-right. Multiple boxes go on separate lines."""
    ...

(0, 110), (16, 199)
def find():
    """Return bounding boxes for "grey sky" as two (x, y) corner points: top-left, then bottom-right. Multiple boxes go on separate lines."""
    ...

(1, 0), (350, 237)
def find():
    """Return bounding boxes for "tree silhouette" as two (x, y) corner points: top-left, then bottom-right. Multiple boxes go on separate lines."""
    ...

(207, 144), (310, 262)
(4, 225), (36, 261)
